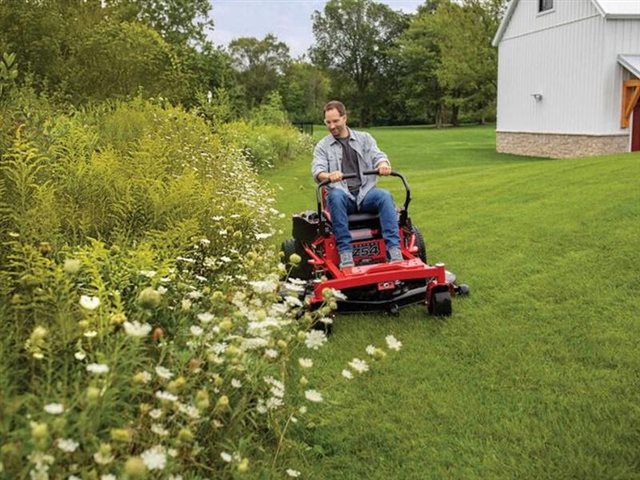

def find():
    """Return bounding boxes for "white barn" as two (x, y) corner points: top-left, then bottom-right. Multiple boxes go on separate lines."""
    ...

(493, 0), (640, 158)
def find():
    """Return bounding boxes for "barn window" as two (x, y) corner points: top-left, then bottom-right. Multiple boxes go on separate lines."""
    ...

(539, 0), (553, 12)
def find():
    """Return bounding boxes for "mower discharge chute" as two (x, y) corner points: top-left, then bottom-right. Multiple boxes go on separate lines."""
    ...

(281, 170), (469, 316)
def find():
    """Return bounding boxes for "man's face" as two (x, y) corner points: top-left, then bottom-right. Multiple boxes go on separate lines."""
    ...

(324, 108), (347, 137)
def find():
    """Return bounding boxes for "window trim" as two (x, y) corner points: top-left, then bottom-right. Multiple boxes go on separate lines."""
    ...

(538, 0), (554, 14)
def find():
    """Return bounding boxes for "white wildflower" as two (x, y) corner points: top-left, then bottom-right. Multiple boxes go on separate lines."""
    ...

(298, 358), (313, 369)
(101, 475), (116, 480)
(219, 256), (232, 263)
(304, 389), (324, 403)
(140, 270), (157, 278)
(220, 452), (232, 463)
(286, 469), (301, 478)
(187, 290), (203, 300)
(329, 288), (347, 300)
(151, 423), (169, 436)
(385, 335), (403, 351)
(231, 378), (242, 388)
(141, 445), (167, 471)
(157, 286), (168, 294)
(83, 330), (98, 338)
(349, 358), (369, 374)
(137, 371), (152, 384)
(79, 295), (100, 310)
(155, 366), (174, 380)
(319, 316), (333, 325)
(86, 363), (109, 374)
(366, 345), (376, 356)
(341, 369), (353, 380)
(304, 330), (327, 350)
(149, 409), (163, 419)
(255, 232), (273, 240)
(93, 451), (114, 465)
(285, 296), (302, 307)
(43, 403), (64, 415)
(123, 321), (152, 338)
(190, 325), (203, 336)
(74, 351), (86, 361)
(155, 390), (178, 402)
(265, 349), (279, 359)
(56, 438), (79, 453)
(181, 299), (192, 311)
(249, 280), (278, 294)
(197, 312), (214, 323)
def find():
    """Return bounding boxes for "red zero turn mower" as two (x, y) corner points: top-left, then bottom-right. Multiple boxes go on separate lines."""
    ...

(281, 171), (469, 316)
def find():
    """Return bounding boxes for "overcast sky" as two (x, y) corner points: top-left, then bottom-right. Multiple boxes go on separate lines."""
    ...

(208, 0), (424, 58)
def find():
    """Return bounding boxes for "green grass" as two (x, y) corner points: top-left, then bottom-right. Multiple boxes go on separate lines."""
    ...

(264, 125), (640, 479)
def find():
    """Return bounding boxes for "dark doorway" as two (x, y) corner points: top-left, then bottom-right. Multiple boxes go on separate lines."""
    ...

(633, 102), (640, 152)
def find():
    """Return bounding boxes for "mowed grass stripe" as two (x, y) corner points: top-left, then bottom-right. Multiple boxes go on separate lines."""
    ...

(265, 126), (640, 480)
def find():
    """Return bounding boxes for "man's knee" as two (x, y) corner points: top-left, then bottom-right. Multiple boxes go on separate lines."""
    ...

(328, 188), (348, 207)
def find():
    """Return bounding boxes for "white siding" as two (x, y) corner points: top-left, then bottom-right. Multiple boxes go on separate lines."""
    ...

(497, 12), (640, 135)
(503, 0), (600, 40)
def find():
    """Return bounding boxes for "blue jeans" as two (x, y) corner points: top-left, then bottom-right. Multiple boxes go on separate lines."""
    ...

(327, 188), (400, 254)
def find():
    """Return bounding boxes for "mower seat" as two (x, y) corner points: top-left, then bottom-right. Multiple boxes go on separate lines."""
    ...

(347, 212), (380, 229)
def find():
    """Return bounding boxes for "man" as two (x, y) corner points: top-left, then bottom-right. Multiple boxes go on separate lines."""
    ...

(312, 100), (402, 269)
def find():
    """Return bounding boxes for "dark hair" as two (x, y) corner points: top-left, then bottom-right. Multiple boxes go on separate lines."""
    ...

(323, 100), (347, 116)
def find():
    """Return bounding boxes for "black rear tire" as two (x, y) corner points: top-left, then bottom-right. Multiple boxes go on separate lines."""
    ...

(281, 239), (312, 280)
(410, 226), (427, 263)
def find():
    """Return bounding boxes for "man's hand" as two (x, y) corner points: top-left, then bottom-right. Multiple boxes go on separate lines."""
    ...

(318, 171), (344, 183)
(377, 161), (392, 176)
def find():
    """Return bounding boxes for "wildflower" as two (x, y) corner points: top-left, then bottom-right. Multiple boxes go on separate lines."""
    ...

(248, 280), (278, 294)
(197, 312), (214, 323)
(83, 330), (98, 338)
(79, 295), (100, 310)
(123, 456), (146, 477)
(151, 424), (169, 436)
(123, 321), (152, 338)
(255, 232), (272, 240)
(63, 258), (81, 274)
(220, 256), (232, 263)
(93, 443), (114, 465)
(190, 325), (203, 336)
(110, 312), (127, 325)
(138, 287), (162, 309)
(140, 270), (157, 278)
(133, 371), (152, 384)
(298, 358), (313, 369)
(56, 438), (79, 453)
(86, 363), (109, 374)
(304, 389), (324, 403)
(141, 446), (167, 470)
(304, 330), (327, 350)
(187, 290), (203, 300)
(287, 469), (301, 478)
(101, 475), (117, 480)
(220, 452), (232, 463)
(385, 335), (403, 351)
(149, 409), (162, 419)
(264, 349), (279, 359)
(181, 299), (192, 311)
(231, 378), (242, 388)
(341, 369), (353, 380)
(74, 351), (86, 361)
(349, 358), (369, 374)
(285, 296), (302, 307)
(155, 366), (174, 380)
(366, 345), (376, 356)
(155, 390), (178, 402)
(43, 403), (64, 415)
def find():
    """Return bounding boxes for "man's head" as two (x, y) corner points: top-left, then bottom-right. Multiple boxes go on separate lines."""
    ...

(324, 100), (348, 138)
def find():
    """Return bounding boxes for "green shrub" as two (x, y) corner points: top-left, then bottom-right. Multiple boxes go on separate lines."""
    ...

(0, 96), (330, 477)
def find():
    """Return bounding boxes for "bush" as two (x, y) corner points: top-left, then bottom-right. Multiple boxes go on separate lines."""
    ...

(0, 96), (329, 478)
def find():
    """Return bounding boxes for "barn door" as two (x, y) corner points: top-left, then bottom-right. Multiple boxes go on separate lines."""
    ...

(633, 102), (640, 152)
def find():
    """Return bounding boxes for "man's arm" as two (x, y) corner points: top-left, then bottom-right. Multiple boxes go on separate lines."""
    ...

(367, 133), (391, 175)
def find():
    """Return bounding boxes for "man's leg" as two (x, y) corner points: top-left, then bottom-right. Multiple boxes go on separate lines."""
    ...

(360, 188), (402, 261)
(327, 188), (357, 267)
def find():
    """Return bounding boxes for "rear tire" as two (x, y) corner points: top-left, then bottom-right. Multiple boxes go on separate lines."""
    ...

(410, 226), (427, 263)
(281, 239), (312, 280)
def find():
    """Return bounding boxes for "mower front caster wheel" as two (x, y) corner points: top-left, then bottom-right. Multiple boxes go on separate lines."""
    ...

(428, 290), (452, 317)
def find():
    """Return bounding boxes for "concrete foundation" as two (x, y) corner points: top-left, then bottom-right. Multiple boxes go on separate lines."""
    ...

(496, 131), (630, 158)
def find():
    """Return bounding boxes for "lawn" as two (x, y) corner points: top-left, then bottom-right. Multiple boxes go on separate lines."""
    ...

(264, 125), (640, 479)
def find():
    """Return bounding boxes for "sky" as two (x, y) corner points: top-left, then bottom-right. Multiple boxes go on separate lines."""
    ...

(208, 0), (425, 58)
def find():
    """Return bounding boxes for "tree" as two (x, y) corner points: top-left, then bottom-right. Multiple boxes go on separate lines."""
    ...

(228, 34), (290, 108)
(279, 62), (330, 123)
(310, 0), (408, 126)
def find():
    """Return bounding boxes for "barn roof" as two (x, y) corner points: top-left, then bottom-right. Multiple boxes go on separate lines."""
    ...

(493, 0), (640, 47)
(618, 54), (640, 78)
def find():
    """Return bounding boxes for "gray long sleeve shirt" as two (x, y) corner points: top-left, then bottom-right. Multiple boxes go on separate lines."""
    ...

(311, 128), (389, 207)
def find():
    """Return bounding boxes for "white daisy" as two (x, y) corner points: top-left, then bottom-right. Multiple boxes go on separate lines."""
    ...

(141, 445), (166, 471)
(348, 358), (369, 374)
(298, 358), (313, 369)
(123, 321), (152, 337)
(79, 295), (100, 310)
(155, 366), (173, 379)
(385, 335), (403, 351)
(86, 363), (109, 374)
(43, 403), (64, 415)
(56, 438), (79, 453)
(304, 330), (327, 350)
(304, 389), (323, 403)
